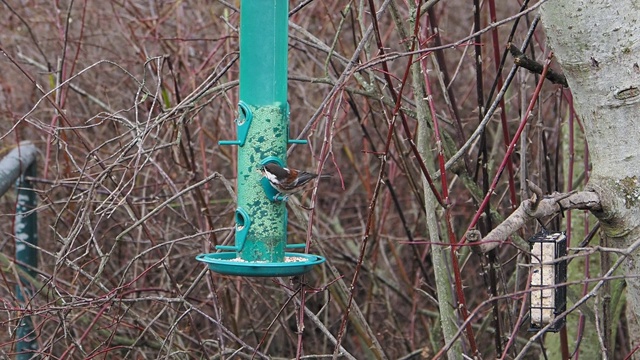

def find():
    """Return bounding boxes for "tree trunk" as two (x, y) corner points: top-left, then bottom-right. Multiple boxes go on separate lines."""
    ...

(541, 0), (640, 354)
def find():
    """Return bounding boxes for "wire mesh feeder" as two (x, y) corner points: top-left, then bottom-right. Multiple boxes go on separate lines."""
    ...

(528, 230), (567, 332)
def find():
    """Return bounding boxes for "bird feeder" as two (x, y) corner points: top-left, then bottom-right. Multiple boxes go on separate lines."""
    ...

(196, 0), (325, 277)
(528, 230), (567, 332)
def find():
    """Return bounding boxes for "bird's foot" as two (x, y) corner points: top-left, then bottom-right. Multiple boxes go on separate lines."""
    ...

(274, 194), (289, 202)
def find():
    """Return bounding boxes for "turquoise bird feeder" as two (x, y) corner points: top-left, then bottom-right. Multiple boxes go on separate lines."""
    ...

(196, 0), (325, 277)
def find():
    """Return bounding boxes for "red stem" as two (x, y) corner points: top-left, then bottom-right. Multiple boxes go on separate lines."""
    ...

(463, 54), (555, 244)
(499, 272), (534, 359)
(334, 1), (432, 355)
(58, 303), (110, 359)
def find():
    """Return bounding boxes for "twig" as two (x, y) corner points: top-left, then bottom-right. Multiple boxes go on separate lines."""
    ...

(594, 295), (609, 359)
(462, 54), (555, 245)
(115, 172), (230, 241)
(360, 0), (551, 71)
(509, 43), (568, 87)
(433, 15), (541, 179)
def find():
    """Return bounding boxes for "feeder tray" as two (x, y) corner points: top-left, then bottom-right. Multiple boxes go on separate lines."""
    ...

(196, 252), (326, 277)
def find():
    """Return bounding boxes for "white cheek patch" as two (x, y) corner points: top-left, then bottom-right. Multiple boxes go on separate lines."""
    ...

(264, 171), (279, 184)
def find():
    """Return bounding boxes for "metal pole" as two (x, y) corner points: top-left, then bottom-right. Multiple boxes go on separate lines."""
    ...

(0, 141), (39, 359)
(15, 161), (39, 360)
(0, 141), (37, 196)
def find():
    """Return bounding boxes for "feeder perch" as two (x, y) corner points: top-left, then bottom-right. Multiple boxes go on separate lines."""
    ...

(196, 0), (325, 277)
(528, 230), (567, 332)
(259, 156), (288, 202)
(218, 101), (253, 147)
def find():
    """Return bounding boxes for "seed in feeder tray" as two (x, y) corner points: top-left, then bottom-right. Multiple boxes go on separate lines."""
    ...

(230, 258), (268, 263)
(285, 256), (307, 262)
(226, 257), (307, 263)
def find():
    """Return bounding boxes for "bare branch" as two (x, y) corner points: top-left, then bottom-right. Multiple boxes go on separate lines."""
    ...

(470, 189), (601, 253)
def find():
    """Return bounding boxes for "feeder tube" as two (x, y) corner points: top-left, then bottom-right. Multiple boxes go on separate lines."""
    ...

(235, 0), (289, 262)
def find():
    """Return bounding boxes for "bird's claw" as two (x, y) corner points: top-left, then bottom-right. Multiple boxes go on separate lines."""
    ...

(273, 194), (289, 202)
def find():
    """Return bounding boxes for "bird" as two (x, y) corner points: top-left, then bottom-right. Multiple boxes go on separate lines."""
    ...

(260, 162), (329, 197)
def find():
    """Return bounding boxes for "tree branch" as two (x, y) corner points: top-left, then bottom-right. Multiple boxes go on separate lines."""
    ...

(469, 186), (601, 253)
(508, 43), (569, 87)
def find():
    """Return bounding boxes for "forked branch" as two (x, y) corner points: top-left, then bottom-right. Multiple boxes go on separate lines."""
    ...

(469, 180), (601, 253)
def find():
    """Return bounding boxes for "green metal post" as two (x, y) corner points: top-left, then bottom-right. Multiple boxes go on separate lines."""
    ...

(235, 0), (289, 262)
(15, 162), (39, 360)
(0, 141), (39, 359)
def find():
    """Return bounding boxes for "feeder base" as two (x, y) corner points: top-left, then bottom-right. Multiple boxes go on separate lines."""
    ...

(196, 252), (325, 277)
